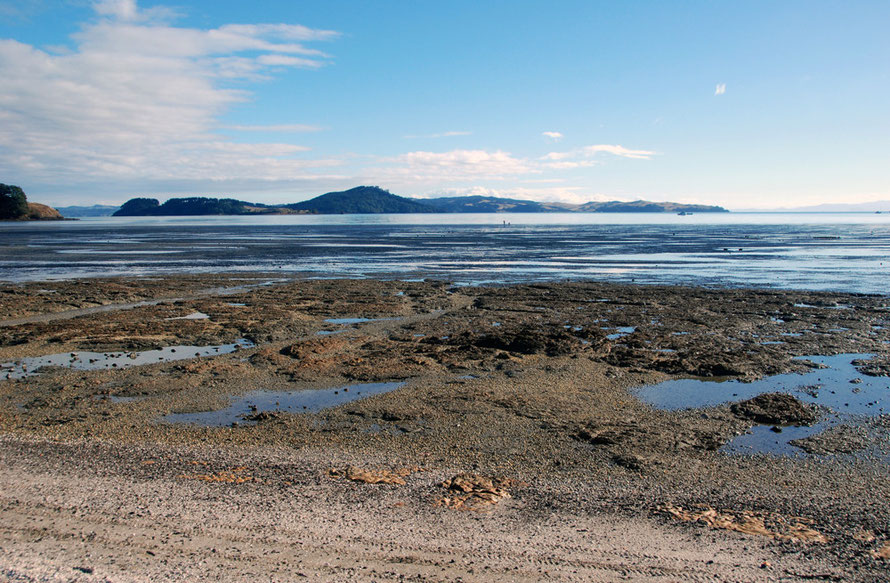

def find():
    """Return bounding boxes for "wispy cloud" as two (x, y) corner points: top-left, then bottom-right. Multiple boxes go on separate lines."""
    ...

(542, 131), (563, 141)
(223, 124), (324, 133)
(542, 144), (657, 168)
(403, 131), (472, 139)
(365, 143), (653, 191)
(715, 83), (726, 96)
(416, 185), (600, 205)
(375, 149), (535, 182)
(0, 0), (340, 189)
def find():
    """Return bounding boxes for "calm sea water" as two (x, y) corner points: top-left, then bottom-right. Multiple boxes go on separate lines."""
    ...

(2, 212), (889, 294)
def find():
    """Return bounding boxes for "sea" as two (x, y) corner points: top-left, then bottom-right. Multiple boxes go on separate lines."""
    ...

(1, 212), (889, 294)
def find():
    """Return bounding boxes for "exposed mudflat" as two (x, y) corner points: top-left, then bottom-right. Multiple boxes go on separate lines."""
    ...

(1, 276), (889, 581)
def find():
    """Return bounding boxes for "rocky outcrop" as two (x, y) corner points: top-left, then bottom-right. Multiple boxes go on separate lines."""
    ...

(730, 393), (817, 426)
(26, 202), (64, 220)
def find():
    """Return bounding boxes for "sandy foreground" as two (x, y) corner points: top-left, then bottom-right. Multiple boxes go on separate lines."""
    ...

(0, 275), (888, 581)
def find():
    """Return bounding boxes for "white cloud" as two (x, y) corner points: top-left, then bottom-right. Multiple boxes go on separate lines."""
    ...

(715, 83), (726, 96)
(93, 0), (165, 22)
(375, 149), (535, 183)
(542, 131), (563, 141)
(363, 143), (655, 191)
(0, 1), (340, 189)
(416, 185), (601, 205)
(223, 124), (324, 132)
(403, 131), (472, 139)
(543, 144), (657, 167)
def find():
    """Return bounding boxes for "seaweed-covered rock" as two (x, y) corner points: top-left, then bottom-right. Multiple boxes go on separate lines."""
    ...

(730, 393), (816, 426)
(852, 356), (890, 377)
(471, 326), (583, 356)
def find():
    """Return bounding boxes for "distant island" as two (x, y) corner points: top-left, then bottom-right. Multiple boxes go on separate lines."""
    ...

(113, 186), (729, 216)
(53, 204), (121, 218)
(0, 184), (64, 221)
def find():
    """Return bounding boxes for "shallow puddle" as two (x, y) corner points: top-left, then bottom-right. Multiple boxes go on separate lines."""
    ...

(324, 317), (374, 325)
(606, 326), (636, 340)
(323, 316), (401, 326)
(316, 329), (347, 336)
(166, 312), (210, 320)
(635, 354), (889, 455)
(1, 339), (254, 380)
(163, 381), (405, 426)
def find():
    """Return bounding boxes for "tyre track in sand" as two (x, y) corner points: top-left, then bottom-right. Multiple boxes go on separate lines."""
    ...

(0, 436), (838, 582)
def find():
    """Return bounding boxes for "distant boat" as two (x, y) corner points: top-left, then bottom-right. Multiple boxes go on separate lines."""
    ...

(677, 211), (692, 216)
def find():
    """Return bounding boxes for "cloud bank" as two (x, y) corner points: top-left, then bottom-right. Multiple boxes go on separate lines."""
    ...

(0, 1), (656, 203)
(0, 0), (340, 188)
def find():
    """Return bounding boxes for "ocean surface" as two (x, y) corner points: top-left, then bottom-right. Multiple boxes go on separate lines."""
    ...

(2, 212), (889, 294)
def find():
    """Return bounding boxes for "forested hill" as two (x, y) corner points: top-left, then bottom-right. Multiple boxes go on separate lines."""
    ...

(113, 197), (291, 216)
(285, 186), (436, 214)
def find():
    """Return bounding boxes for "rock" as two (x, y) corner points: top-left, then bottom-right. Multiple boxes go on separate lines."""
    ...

(470, 326), (583, 356)
(435, 474), (519, 511)
(240, 411), (282, 423)
(789, 425), (870, 454)
(730, 393), (817, 426)
(659, 504), (828, 543)
(328, 465), (416, 485)
(852, 356), (890, 377)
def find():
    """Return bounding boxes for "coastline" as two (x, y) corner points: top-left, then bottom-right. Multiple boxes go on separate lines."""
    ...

(1, 275), (889, 580)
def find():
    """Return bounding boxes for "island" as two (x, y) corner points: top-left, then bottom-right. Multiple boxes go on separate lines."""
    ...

(0, 184), (64, 221)
(113, 186), (729, 216)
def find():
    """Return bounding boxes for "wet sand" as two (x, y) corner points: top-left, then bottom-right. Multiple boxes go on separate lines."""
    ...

(1, 276), (889, 581)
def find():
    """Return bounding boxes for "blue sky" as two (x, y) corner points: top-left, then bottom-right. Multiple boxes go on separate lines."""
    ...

(0, 0), (887, 209)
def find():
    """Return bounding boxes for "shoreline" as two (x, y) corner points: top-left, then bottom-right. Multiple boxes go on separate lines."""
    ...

(1, 275), (889, 580)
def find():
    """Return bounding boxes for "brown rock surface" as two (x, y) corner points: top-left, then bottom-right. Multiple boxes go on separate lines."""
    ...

(730, 392), (817, 425)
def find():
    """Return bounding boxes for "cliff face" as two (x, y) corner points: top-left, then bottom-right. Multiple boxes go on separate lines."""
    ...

(26, 203), (64, 220)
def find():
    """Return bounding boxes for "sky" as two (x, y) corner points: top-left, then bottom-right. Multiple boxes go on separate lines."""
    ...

(0, 0), (887, 209)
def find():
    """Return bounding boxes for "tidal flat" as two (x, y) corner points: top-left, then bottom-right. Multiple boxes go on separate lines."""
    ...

(1, 275), (889, 581)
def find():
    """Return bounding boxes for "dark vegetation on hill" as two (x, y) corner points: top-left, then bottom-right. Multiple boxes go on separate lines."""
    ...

(113, 196), (306, 216)
(0, 184), (64, 220)
(285, 186), (436, 214)
(111, 186), (729, 216)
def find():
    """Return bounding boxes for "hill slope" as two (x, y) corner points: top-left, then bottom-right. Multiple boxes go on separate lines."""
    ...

(426, 196), (575, 213)
(286, 186), (436, 214)
(578, 200), (728, 213)
(56, 205), (121, 218)
(113, 197), (296, 216)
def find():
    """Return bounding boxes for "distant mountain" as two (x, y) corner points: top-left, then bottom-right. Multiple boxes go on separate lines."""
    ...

(111, 187), (729, 216)
(56, 204), (120, 217)
(425, 195), (575, 213)
(286, 186), (436, 214)
(764, 201), (890, 213)
(425, 195), (726, 213)
(578, 200), (728, 213)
